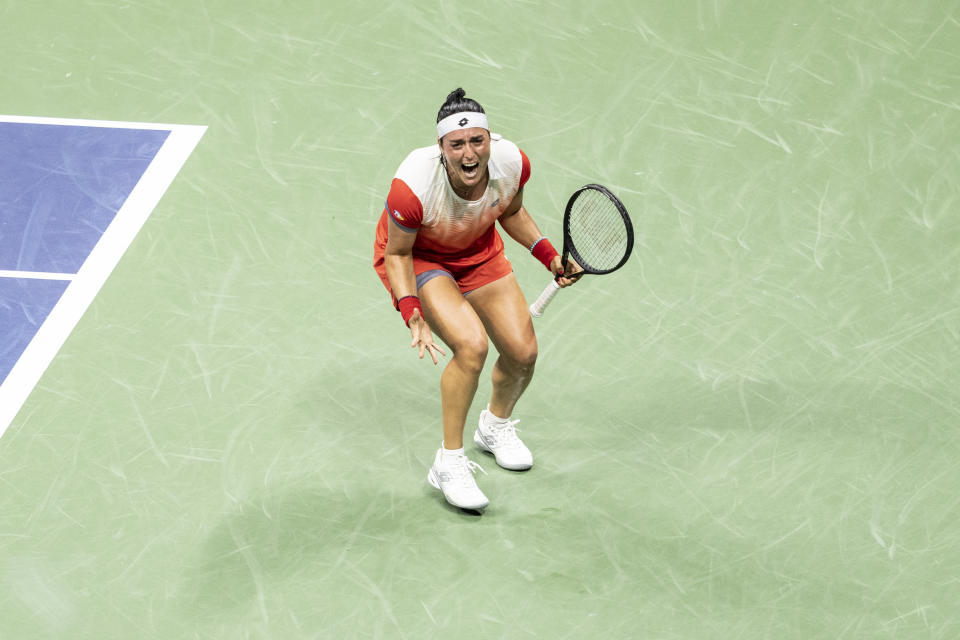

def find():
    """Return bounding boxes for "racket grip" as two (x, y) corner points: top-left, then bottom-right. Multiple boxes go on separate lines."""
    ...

(529, 279), (561, 317)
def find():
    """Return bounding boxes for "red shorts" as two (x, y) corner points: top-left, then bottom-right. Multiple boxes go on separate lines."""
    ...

(373, 214), (513, 307)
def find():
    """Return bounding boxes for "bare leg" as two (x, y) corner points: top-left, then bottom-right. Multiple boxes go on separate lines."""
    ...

(488, 355), (535, 418)
(419, 276), (489, 449)
(466, 274), (538, 419)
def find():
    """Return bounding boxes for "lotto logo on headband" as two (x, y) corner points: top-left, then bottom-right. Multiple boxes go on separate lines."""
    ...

(437, 111), (489, 138)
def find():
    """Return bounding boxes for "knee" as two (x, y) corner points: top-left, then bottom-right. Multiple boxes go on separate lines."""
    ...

(454, 334), (488, 374)
(507, 343), (538, 372)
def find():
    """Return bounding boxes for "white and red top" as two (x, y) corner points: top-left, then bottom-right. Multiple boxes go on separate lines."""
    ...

(375, 134), (531, 267)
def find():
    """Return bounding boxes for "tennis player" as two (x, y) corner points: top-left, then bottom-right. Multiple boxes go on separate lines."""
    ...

(373, 88), (578, 511)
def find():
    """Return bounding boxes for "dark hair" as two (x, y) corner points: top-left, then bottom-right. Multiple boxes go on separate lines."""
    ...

(436, 88), (485, 123)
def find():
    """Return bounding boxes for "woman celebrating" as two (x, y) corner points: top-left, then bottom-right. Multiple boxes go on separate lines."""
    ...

(373, 88), (577, 511)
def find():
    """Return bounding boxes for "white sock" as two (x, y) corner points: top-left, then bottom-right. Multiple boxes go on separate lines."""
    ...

(441, 442), (464, 459)
(485, 405), (509, 426)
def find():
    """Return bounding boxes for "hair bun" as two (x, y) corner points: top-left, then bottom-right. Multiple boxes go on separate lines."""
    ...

(436, 88), (485, 124)
(445, 88), (466, 104)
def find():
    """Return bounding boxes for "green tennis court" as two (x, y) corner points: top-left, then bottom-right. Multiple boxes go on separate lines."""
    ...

(2, 1), (958, 637)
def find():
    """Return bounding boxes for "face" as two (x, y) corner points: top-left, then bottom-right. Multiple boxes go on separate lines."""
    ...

(439, 127), (490, 196)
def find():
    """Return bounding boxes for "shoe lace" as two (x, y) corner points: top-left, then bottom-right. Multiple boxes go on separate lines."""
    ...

(449, 453), (487, 482)
(491, 419), (524, 449)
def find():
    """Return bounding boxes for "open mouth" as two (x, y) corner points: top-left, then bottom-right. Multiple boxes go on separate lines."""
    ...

(462, 161), (479, 179)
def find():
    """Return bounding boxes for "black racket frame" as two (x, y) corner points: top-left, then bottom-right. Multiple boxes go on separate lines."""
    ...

(559, 183), (635, 278)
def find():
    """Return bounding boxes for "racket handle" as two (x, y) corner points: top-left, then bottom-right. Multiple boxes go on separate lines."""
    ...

(529, 279), (561, 317)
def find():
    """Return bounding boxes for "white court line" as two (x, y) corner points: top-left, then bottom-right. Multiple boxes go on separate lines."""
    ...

(0, 114), (194, 130)
(0, 116), (206, 440)
(0, 270), (75, 281)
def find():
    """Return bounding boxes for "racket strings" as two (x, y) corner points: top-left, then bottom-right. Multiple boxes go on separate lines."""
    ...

(567, 190), (629, 271)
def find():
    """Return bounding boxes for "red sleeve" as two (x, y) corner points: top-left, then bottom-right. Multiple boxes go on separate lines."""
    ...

(385, 178), (423, 230)
(518, 149), (531, 189)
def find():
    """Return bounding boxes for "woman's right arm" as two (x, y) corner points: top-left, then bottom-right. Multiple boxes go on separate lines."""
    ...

(384, 223), (446, 365)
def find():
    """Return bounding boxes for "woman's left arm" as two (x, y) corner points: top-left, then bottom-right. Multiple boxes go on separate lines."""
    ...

(499, 189), (579, 287)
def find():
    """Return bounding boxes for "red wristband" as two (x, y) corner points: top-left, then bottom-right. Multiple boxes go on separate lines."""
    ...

(531, 237), (559, 271)
(397, 295), (422, 327)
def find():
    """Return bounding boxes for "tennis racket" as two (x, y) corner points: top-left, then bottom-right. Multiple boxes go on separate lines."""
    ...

(529, 184), (634, 317)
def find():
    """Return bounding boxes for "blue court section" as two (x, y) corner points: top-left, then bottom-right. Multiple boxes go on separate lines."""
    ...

(0, 122), (170, 384)
(0, 278), (71, 383)
(0, 123), (169, 273)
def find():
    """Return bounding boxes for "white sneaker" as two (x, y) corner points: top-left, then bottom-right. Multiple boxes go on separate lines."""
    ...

(474, 409), (533, 470)
(427, 448), (489, 511)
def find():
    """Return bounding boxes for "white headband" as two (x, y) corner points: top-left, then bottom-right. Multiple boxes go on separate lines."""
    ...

(437, 111), (489, 138)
